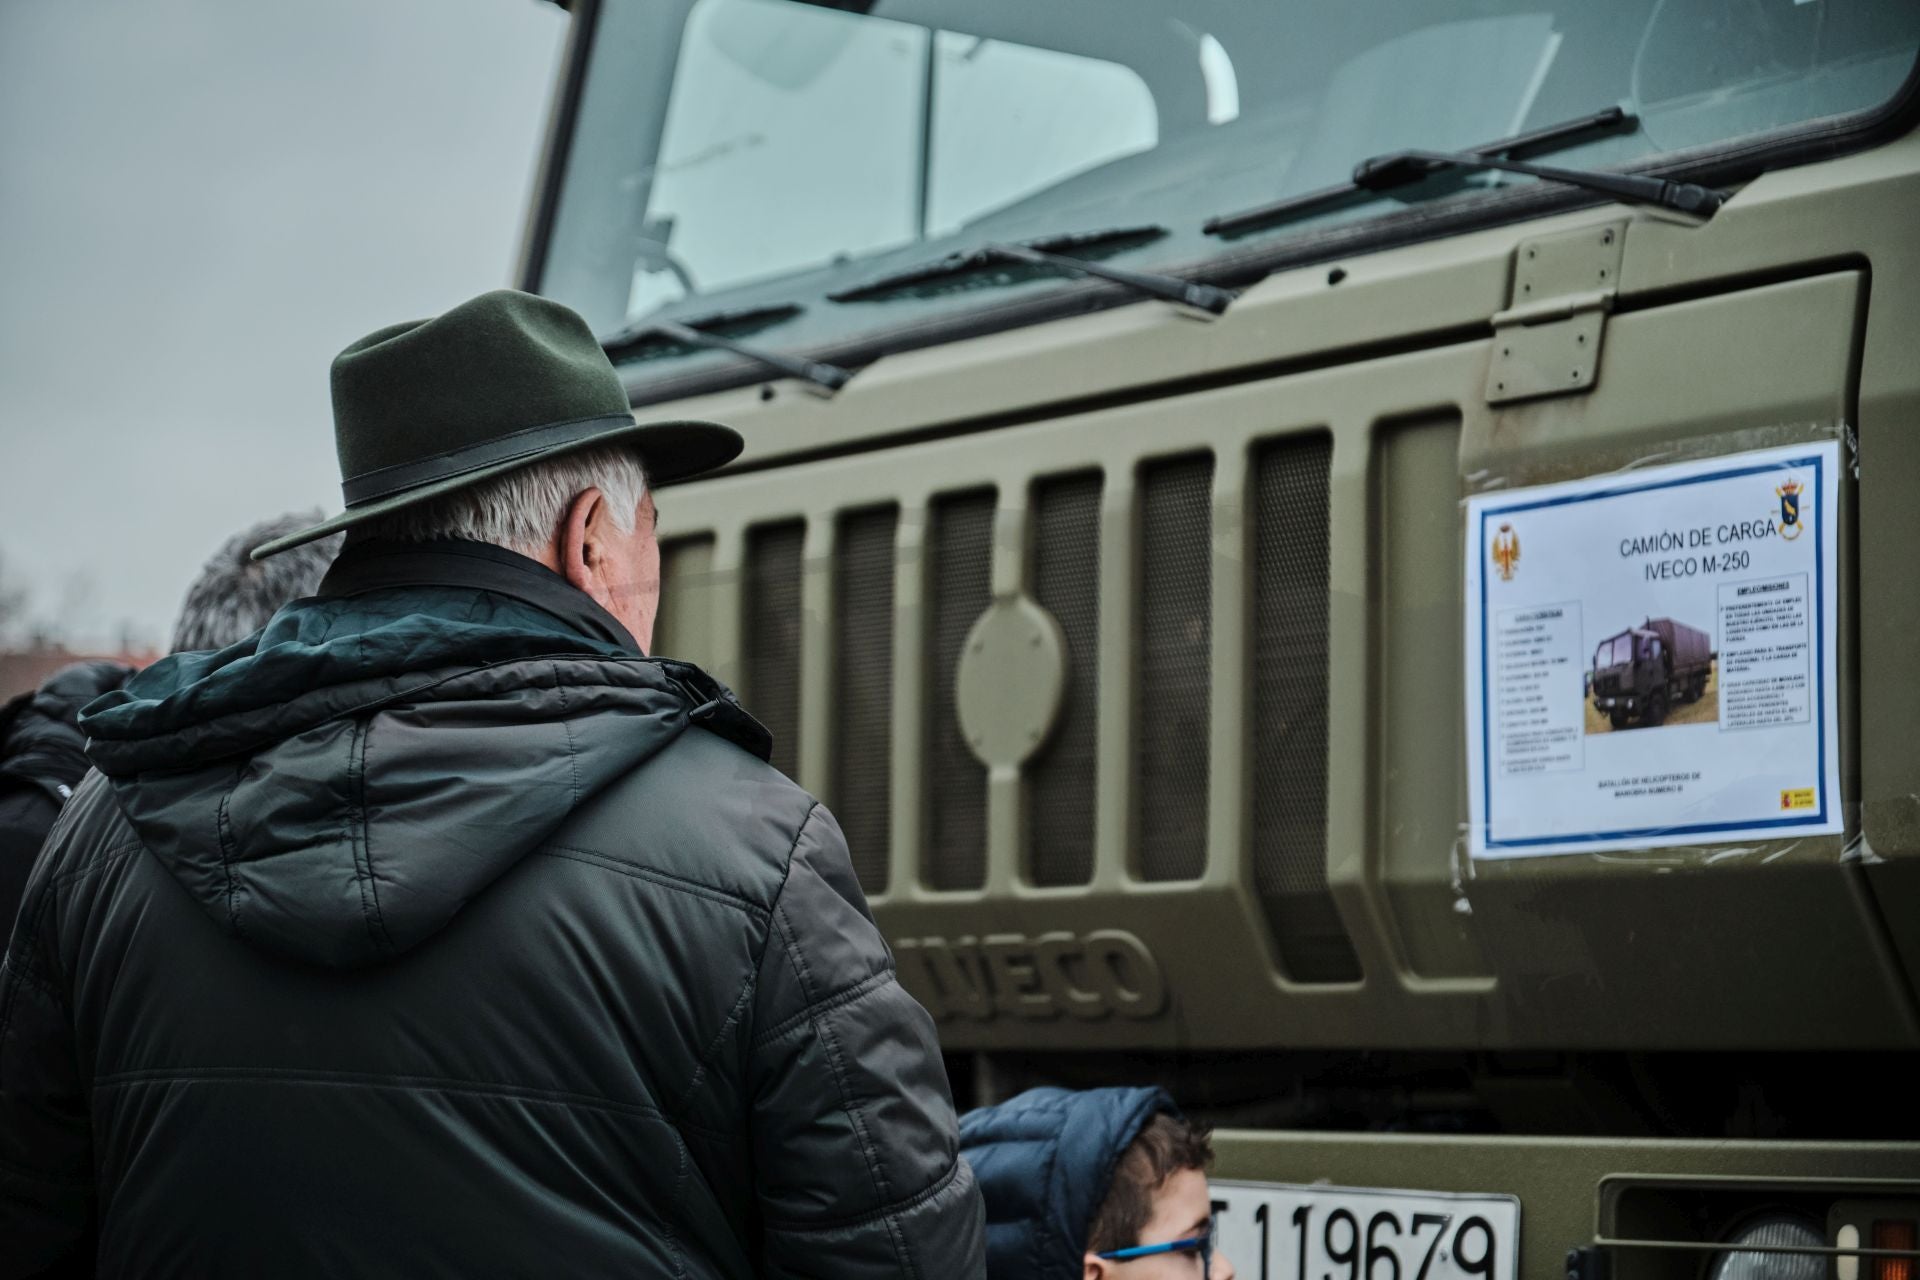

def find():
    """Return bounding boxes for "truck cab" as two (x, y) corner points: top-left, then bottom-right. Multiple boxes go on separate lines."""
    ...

(1592, 629), (1662, 728)
(516, 2), (1920, 1276)
(1593, 617), (1715, 729)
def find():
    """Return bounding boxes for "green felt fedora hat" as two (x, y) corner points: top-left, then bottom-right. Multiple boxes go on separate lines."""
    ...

(251, 289), (741, 559)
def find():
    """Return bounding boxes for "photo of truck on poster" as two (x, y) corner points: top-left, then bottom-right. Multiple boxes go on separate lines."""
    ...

(1585, 615), (1716, 733)
(1464, 441), (1842, 858)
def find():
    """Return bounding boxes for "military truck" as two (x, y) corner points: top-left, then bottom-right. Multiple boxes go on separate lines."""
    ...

(1591, 616), (1712, 729)
(517, 2), (1920, 1276)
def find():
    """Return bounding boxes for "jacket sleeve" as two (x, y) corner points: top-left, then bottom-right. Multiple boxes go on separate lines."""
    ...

(746, 802), (985, 1279)
(0, 845), (95, 1277)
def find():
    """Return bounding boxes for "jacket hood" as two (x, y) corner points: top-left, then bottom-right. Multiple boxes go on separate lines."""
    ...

(0, 661), (135, 803)
(80, 581), (767, 970)
(958, 1086), (1175, 1277)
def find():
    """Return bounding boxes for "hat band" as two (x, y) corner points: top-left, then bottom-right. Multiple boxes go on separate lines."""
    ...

(339, 412), (639, 508)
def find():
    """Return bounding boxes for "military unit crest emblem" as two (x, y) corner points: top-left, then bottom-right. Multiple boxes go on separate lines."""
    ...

(1491, 522), (1520, 580)
(1775, 478), (1804, 541)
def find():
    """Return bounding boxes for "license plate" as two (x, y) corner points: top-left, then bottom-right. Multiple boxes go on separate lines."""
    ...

(1210, 1180), (1520, 1280)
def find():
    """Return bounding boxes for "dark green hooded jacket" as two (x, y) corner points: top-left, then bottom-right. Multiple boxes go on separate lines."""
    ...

(0, 541), (983, 1279)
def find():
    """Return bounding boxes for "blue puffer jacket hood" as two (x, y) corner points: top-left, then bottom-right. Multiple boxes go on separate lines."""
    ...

(959, 1085), (1176, 1279)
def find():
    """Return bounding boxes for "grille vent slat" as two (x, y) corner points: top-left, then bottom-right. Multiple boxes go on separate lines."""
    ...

(833, 507), (898, 896)
(743, 521), (805, 780)
(1028, 473), (1102, 887)
(1251, 435), (1360, 982)
(925, 490), (996, 891)
(1136, 455), (1213, 882)
(653, 535), (715, 663)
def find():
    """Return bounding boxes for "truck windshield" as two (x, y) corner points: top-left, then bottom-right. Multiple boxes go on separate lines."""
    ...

(537, 0), (1920, 359)
(1596, 635), (1634, 668)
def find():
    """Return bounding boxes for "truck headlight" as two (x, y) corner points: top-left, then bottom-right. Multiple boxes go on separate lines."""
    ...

(1707, 1214), (1827, 1280)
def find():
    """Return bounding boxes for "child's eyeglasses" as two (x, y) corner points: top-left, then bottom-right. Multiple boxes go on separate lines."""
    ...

(1096, 1217), (1216, 1278)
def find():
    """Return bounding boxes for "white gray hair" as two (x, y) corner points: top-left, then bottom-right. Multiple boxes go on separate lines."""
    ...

(171, 513), (344, 653)
(349, 442), (649, 557)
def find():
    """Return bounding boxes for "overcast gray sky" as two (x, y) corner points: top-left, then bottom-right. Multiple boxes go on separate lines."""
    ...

(0, 0), (567, 650)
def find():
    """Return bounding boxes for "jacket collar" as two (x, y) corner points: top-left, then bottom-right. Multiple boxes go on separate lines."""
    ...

(319, 538), (639, 653)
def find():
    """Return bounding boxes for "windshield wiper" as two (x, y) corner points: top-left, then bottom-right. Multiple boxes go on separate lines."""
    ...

(601, 303), (851, 394)
(1353, 148), (1725, 217)
(1203, 105), (1718, 238)
(829, 225), (1234, 315)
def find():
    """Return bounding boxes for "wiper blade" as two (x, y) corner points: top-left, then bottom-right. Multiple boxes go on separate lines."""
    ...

(829, 224), (1234, 315)
(1205, 105), (1652, 238)
(601, 303), (851, 394)
(830, 225), (1163, 297)
(1353, 146), (1724, 216)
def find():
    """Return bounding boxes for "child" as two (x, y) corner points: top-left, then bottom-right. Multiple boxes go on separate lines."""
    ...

(960, 1086), (1237, 1280)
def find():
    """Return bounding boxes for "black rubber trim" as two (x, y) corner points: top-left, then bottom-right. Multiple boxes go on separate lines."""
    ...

(517, 0), (600, 294)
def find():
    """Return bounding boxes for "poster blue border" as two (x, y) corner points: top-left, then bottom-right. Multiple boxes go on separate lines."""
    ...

(1478, 452), (1828, 850)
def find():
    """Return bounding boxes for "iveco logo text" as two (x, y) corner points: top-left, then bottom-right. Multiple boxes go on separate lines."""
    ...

(892, 930), (1168, 1022)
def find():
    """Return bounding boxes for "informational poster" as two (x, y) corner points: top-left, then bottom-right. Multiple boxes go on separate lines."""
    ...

(1465, 442), (1841, 858)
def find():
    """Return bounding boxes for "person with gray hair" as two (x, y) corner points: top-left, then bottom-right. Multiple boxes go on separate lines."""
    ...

(352, 440), (648, 558)
(170, 512), (344, 652)
(1, 290), (983, 1277)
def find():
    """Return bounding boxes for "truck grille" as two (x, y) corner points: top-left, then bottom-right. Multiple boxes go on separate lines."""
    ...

(833, 506), (897, 895)
(1137, 455), (1214, 883)
(665, 428), (1357, 981)
(1251, 436), (1360, 983)
(1028, 473), (1102, 887)
(924, 490), (995, 891)
(743, 520), (804, 780)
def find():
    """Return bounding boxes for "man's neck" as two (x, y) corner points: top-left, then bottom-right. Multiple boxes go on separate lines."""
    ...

(320, 538), (640, 653)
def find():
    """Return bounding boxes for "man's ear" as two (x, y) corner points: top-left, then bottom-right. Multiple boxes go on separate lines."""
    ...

(558, 486), (606, 599)
(1084, 1252), (1110, 1280)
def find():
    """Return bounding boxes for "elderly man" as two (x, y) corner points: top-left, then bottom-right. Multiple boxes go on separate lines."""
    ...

(0, 515), (341, 933)
(0, 291), (983, 1277)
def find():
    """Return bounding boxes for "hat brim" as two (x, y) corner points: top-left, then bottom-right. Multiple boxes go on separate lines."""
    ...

(251, 417), (742, 560)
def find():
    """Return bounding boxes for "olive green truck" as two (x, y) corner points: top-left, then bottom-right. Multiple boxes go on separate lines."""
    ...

(1592, 617), (1713, 729)
(517, 2), (1920, 1275)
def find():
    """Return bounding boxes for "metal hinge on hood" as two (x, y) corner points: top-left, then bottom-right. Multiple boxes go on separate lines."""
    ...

(1486, 219), (1626, 405)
